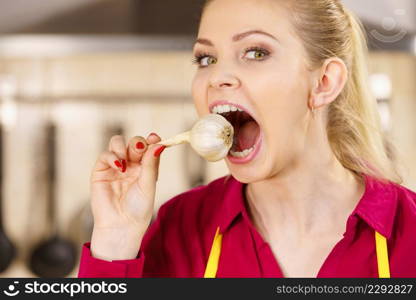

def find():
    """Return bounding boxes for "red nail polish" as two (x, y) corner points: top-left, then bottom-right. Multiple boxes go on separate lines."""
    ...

(154, 146), (166, 157)
(136, 142), (145, 149)
(121, 159), (127, 172)
(114, 160), (123, 170)
(148, 132), (159, 138)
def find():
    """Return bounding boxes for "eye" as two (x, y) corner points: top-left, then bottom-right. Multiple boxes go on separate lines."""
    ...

(192, 54), (217, 68)
(244, 47), (270, 60)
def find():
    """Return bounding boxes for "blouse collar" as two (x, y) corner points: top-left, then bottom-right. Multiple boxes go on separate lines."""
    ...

(218, 173), (398, 239)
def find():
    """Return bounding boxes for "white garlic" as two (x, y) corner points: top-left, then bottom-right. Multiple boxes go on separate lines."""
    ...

(158, 114), (234, 162)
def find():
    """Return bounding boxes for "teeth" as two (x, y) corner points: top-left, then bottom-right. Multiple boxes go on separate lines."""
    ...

(229, 146), (254, 158)
(212, 104), (243, 114)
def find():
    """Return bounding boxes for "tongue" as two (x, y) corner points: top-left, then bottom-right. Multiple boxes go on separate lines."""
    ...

(237, 120), (260, 150)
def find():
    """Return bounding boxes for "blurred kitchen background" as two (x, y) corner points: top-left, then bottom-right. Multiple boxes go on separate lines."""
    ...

(0, 0), (414, 277)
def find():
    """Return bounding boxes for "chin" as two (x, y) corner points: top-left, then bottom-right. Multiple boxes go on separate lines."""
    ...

(226, 163), (266, 184)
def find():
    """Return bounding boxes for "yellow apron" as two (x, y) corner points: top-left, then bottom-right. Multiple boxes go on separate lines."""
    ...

(204, 226), (390, 278)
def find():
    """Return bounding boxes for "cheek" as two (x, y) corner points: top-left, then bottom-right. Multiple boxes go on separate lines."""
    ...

(249, 66), (309, 145)
(191, 74), (208, 116)
(251, 70), (306, 123)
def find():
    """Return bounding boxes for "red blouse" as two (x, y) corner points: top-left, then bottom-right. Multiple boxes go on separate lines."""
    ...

(78, 173), (416, 277)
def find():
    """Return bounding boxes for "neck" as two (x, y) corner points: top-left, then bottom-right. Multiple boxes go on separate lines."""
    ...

(245, 124), (365, 243)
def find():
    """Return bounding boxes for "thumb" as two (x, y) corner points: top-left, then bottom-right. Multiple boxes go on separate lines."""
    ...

(139, 144), (166, 193)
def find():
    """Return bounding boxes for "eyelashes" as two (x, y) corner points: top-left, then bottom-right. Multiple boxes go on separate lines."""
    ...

(191, 52), (213, 66)
(192, 46), (271, 68)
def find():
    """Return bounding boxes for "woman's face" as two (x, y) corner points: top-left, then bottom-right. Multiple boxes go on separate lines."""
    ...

(192, 0), (315, 183)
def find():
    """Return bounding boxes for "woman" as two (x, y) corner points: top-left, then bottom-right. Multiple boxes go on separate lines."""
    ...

(78, 0), (416, 277)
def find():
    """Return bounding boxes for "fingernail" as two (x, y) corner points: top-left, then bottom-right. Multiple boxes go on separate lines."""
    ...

(136, 142), (145, 149)
(154, 145), (166, 157)
(121, 159), (127, 173)
(114, 160), (123, 171)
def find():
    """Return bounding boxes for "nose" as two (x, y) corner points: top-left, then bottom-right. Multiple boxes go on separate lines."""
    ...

(209, 72), (241, 89)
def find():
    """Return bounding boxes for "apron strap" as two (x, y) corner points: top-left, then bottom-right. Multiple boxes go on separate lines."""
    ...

(204, 226), (223, 278)
(203, 227), (391, 278)
(375, 231), (391, 278)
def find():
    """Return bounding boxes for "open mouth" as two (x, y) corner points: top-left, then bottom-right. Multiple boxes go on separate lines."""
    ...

(212, 104), (261, 158)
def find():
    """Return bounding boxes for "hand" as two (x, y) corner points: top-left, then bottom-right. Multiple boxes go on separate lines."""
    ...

(89, 133), (166, 260)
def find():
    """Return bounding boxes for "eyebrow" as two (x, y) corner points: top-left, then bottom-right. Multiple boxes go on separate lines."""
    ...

(194, 29), (279, 47)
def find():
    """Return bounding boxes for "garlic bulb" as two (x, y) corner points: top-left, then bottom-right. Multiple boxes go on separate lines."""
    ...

(159, 114), (234, 162)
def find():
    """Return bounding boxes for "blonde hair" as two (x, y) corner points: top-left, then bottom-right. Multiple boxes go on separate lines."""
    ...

(202, 0), (403, 184)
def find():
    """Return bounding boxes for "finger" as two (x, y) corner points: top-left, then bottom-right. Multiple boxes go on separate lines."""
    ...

(108, 135), (127, 157)
(146, 132), (161, 145)
(139, 143), (166, 192)
(94, 150), (125, 173)
(127, 136), (148, 163)
(108, 135), (127, 172)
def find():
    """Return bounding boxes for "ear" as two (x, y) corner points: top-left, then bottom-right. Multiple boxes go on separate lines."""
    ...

(309, 57), (348, 110)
